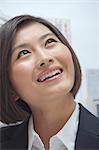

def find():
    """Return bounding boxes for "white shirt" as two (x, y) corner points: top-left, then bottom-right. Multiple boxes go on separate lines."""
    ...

(28, 103), (79, 150)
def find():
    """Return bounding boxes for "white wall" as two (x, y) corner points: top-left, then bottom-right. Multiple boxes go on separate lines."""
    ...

(0, 0), (98, 69)
(98, 1), (99, 67)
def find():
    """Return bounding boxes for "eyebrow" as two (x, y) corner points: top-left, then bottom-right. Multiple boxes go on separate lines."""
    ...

(12, 32), (55, 53)
(39, 32), (55, 41)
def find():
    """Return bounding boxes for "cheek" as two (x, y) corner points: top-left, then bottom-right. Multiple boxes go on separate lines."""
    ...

(55, 46), (75, 81)
(10, 61), (33, 93)
(55, 46), (74, 68)
(9, 62), (39, 104)
(52, 44), (70, 61)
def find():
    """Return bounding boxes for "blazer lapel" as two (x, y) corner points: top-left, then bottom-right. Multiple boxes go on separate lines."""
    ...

(75, 104), (99, 150)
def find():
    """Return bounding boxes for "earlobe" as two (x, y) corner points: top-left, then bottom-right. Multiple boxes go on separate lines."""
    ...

(9, 88), (19, 101)
(8, 78), (19, 101)
(14, 95), (19, 101)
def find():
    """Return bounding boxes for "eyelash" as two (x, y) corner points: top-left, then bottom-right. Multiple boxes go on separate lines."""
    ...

(17, 50), (31, 59)
(45, 38), (57, 46)
(17, 38), (57, 59)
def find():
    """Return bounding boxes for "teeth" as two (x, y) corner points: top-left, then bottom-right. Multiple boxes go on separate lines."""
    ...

(38, 69), (61, 82)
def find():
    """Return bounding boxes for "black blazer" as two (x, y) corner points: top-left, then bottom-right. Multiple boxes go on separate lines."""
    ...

(0, 104), (99, 150)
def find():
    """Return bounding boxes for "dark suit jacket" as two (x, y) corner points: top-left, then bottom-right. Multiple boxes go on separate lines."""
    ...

(0, 104), (99, 150)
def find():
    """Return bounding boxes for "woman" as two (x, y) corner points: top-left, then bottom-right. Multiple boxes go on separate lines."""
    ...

(0, 15), (99, 150)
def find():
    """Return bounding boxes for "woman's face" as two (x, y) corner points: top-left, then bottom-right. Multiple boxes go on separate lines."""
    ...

(10, 22), (75, 107)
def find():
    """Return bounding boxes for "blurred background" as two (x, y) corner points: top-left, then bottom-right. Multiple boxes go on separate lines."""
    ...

(0, 0), (99, 117)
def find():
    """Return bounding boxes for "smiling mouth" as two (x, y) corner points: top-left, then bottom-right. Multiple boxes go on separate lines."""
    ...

(37, 68), (63, 82)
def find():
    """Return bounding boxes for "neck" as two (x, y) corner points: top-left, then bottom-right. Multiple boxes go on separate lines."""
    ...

(31, 93), (76, 149)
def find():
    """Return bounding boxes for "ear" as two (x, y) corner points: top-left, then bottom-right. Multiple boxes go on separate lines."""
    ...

(10, 88), (19, 101)
(8, 77), (19, 101)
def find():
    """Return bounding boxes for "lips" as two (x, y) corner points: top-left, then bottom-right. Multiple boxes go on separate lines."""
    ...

(37, 67), (63, 82)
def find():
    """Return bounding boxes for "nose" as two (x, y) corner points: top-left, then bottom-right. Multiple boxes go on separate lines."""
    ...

(36, 57), (54, 69)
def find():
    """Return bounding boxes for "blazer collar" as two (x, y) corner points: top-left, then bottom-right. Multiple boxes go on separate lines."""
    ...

(75, 103), (99, 149)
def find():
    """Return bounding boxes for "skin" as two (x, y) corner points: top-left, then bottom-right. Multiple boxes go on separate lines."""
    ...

(10, 22), (76, 149)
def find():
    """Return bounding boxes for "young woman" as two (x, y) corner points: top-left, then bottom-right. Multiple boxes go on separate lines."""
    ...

(0, 15), (99, 150)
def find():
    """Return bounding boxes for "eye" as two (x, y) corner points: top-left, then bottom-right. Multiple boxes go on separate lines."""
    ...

(17, 50), (31, 59)
(45, 38), (57, 46)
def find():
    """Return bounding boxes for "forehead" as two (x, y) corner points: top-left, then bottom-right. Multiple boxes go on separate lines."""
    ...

(16, 22), (53, 39)
(12, 22), (55, 48)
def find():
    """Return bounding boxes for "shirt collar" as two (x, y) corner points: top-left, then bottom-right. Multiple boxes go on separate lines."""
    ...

(28, 115), (44, 150)
(50, 103), (79, 149)
(28, 103), (79, 150)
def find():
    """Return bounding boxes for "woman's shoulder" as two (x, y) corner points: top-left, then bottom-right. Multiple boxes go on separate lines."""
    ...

(0, 119), (28, 142)
(0, 119), (29, 130)
(0, 120), (25, 132)
(0, 121), (23, 128)
(0, 119), (29, 149)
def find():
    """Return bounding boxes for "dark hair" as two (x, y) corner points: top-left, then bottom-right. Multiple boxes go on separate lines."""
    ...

(0, 15), (82, 124)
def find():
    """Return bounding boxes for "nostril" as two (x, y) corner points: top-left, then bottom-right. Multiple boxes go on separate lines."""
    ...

(49, 59), (53, 62)
(39, 58), (54, 68)
(40, 62), (45, 66)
